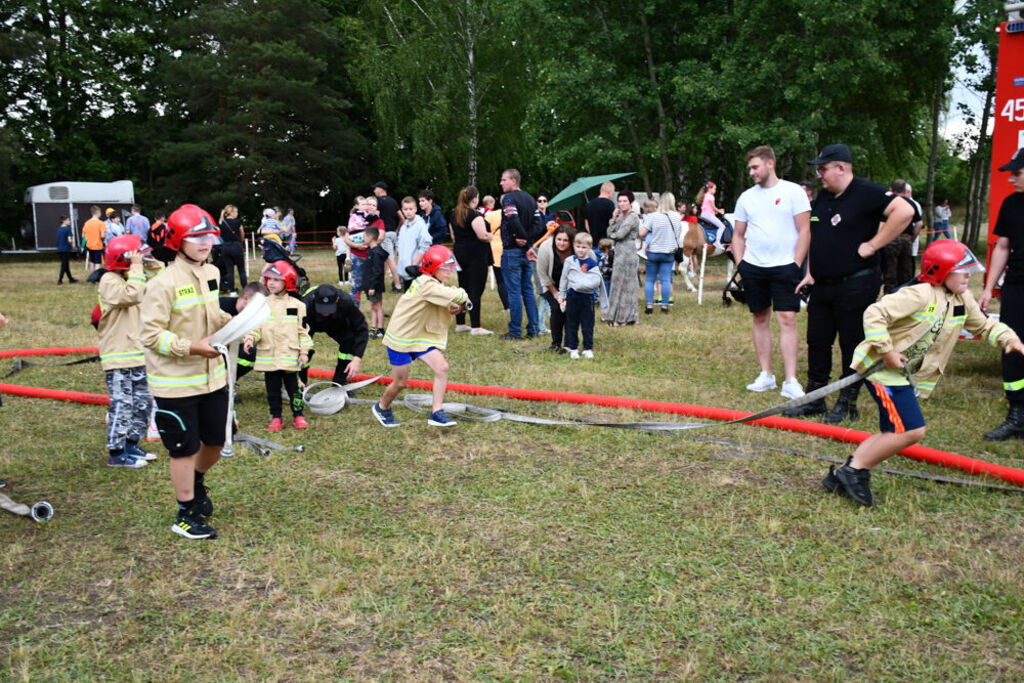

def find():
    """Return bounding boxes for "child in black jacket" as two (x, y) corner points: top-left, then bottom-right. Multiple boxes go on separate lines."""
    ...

(361, 227), (389, 336)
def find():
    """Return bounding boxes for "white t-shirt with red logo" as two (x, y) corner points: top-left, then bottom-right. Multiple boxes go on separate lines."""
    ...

(733, 179), (811, 268)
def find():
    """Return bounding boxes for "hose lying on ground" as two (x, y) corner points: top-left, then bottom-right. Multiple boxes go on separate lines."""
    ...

(0, 348), (1021, 488)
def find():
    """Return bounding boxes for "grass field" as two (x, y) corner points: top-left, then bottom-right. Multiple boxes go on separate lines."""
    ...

(2, 249), (1023, 679)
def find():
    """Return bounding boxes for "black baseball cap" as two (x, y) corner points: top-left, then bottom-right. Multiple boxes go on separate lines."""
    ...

(998, 148), (1024, 171)
(807, 143), (853, 165)
(372, 181), (389, 191)
(313, 284), (339, 315)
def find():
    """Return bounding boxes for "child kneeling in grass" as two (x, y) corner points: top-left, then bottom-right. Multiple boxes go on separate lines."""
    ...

(824, 240), (1024, 507)
(372, 245), (469, 428)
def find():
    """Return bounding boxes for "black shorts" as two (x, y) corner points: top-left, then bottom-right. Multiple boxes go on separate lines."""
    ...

(738, 261), (802, 313)
(364, 289), (383, 303)
(88, 249), (104, 264)
(153, 387), (229, 458)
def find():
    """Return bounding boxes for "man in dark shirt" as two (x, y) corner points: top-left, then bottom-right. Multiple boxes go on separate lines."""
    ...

(301, 283), (369, 384)
(499, 168), (545, 340)
(372, 182), (400, 233)
(880, 179), (923, 294)
(56, 215), (78, 284)
(584, 181), (616, 244)
(786, 144), (913, 423)
(418, 190), (448, 245)
(979, 148), (1024, 440)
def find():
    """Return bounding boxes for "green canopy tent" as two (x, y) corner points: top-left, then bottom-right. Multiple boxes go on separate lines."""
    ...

(546, 172), (636, 213)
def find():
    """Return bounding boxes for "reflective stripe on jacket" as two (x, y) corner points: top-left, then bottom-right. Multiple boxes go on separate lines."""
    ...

(140, 256), (232, 398)
(382, 275), (467, 353)
(851, 282), (1019, 399)
(249, 293), (313, 372)
(97, 264), (147, 371)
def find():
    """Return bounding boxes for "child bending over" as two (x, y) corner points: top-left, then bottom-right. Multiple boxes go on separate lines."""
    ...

(372, 245), (469, 428)
(824, 240), (1024, 506)
(244, 260), (313, 431)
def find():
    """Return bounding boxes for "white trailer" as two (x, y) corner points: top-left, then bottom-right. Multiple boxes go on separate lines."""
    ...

(22, 180), (135, 250)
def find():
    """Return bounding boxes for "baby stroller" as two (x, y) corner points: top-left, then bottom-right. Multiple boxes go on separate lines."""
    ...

(261, 234), (310, 293)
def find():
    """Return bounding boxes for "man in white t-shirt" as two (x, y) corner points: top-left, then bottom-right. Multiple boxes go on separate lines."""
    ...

(732, 145), (812, 400)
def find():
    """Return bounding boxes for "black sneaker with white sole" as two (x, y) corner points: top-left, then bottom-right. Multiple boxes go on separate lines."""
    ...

(172, 512), (218, 539)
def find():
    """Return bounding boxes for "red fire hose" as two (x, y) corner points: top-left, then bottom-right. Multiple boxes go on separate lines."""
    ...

(2, 347), (1022, 487)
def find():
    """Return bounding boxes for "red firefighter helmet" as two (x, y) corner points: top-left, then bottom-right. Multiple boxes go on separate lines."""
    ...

(104, 234), (151, 271)
(165, 204), (220, 251)
(918, 239), (985, 286)
(262, 260), (299, 292)
(419, 245), (460, 277)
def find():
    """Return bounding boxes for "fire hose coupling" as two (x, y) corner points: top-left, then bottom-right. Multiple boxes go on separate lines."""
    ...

(0, 494), (53, 522)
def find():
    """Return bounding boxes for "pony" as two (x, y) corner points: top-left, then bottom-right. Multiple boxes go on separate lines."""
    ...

(677, 215), (737, 303)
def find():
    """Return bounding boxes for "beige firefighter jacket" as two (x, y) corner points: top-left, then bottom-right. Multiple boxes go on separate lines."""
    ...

(382, 275), (468, 353)
(852, 282), (1019, 398)
(140, 256), (231, 398)
(97, 263), (148, 371)
(247, 293), (313, 372)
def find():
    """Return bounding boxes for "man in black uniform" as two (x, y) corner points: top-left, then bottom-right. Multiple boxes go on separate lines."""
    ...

(787, 144), (914, 423)
(880, 178), (923, 294)
(979, 148), (1024, 440)
(300, 284), (369, 385)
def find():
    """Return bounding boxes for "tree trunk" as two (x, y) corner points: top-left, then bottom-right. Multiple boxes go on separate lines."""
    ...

(925, 71), (944, 245)
(967, 84), (995, 248)
(639, 12), (672, 191)
(963, 153), (978, 242)
(465, 0), (478, 187)
(621, 100), (651, 193)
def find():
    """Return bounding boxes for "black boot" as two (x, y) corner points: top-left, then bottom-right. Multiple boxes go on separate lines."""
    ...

(824, 383), (860, 425)
(983, 402), (1024, 441)
(783, 380), (827, 417)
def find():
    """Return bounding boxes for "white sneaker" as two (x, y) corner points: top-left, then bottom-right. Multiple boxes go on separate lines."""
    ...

(746, 371), (777, 392)
(470, 328), (494, 336)
(780, 378), (805, 400)
(581, 350), (594, 359)
(569, 349), (580, 360)
(455, 324), (472, 332)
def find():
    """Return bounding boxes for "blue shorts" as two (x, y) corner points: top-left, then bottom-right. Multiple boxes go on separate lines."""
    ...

(386, 346), (438, 367)
(866, 382), (925, 434)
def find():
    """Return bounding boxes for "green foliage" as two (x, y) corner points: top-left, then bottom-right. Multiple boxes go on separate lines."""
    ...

(0, 0), (991, 238)
(155, 0), (370, 222)
(347, 0), (536, 201)
(933, 146), (971, 204)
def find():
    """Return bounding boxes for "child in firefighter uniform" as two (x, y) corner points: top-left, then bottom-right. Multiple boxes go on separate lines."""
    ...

(372, 245), (469, 428)
(243, 260), (313, 432)
(141, 204), (233, 540)
(823, 240), (1024, 507)
(98, 234), (157, 468)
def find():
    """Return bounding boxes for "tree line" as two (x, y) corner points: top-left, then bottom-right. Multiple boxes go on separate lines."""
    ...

(0, 0), (1001, 243)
